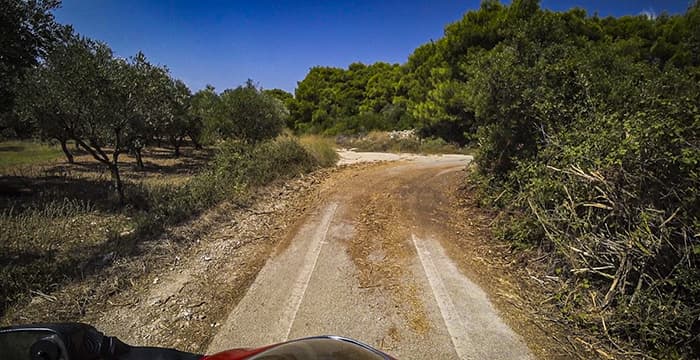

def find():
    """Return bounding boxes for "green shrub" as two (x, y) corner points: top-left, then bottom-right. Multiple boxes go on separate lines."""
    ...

(132, 137), (325, 238)
(245, 137), (318, 185)
(215, 81), (287, 143)
(472, 43), (700, 357)
(419, 137), (462, 154)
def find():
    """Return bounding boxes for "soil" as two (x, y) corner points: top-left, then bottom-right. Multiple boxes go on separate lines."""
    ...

(2, 152), (596, 359)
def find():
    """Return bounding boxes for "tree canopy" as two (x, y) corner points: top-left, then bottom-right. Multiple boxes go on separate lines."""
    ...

(0, 0), (65, 134)
(289, 0), (700, 144)
(214, 80), (287, 144)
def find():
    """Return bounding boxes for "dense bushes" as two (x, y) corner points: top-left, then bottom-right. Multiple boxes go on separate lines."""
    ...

(298, 135), (340, 168)
(213, 81), (288, 144)
(461, 4), (700, 358)
(476, 64), (700, 356)
(290, 63), (411, 135)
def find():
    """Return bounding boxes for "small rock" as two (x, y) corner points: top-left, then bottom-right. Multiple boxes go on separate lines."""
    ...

(203, 255), (212, 261)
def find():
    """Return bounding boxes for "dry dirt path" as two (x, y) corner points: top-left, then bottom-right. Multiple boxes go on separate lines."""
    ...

(208, 154), (532, 359)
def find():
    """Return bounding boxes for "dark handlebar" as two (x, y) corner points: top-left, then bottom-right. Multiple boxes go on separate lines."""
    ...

(0, 323), (203, 360)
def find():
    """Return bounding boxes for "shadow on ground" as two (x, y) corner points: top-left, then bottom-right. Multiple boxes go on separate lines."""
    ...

(0, 146), (215, 213)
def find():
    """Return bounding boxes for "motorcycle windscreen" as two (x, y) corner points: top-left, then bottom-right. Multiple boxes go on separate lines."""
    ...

(247, 337), (389, 360)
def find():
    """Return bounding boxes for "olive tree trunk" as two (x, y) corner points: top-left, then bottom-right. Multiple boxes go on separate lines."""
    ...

(59, 138), (74, 164)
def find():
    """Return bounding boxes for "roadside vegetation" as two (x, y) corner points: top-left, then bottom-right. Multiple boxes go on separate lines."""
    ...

(0, 1), (336, 317)
(0, 137), (335, 316)
(298, 135), (340, 167)
(288, 0), (699, 357)
(336, 131), (470, 155)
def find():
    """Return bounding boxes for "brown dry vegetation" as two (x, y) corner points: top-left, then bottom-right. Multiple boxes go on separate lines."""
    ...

(335, 131), (472, 155)
(447, 168), (651, 359)
(0, 145), (212, 315)
(0, 137), (336, 318)
(1, 168), (334, 354)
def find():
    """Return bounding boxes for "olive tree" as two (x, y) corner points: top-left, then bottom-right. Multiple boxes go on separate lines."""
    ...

(162, 79), (194, 157)
(19, 33), (146, 203)
(123, 52), (173, 167)
(189, 85), (220, 146)
(215, 80), (287, 143)
(16, 67), (77, 163)
(0, 0), (64, 117)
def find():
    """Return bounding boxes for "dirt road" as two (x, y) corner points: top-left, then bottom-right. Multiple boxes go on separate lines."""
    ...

(207, 154), (532, 359)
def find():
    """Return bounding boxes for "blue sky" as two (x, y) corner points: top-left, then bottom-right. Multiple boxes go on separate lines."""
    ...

(55, 1), (694, 93)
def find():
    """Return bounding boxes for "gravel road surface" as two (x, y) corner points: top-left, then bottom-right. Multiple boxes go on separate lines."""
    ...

(208, 153), (532, 359)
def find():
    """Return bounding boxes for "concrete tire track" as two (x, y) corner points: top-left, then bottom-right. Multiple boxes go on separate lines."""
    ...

(208, 154), (532, 359)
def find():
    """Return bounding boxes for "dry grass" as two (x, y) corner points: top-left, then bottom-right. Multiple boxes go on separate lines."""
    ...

(298, 134), (339, 167)
(0, 171), (332, 353)
(0, 144), (213, 315)
(0, 137), (334, 318)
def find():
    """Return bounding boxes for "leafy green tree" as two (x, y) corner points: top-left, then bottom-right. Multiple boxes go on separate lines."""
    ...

(189, 85), (220, 145)
(358, 63), (401, 114)
(113, 53), (200, 164)
(291, 66), (346, 133)
(76, 48), (140, 203)
(16, 67), (77, 162)
(16, 34), (117, 166)
(263, 88), (295, 128)
(215, 80), (286, 143)
(116, 52), (170, 168)
(291, 62), (411, 134)
(263, 88), (293, 105)
(0, 0), (64, 117)
(18, 32), (172, 203)
(163, 79), (194, 157)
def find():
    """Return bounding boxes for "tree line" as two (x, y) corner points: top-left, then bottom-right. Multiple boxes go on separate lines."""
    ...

(0, 0), (291, 204)
(290, 0), (700, 357)
(289, 0), (699, 142)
